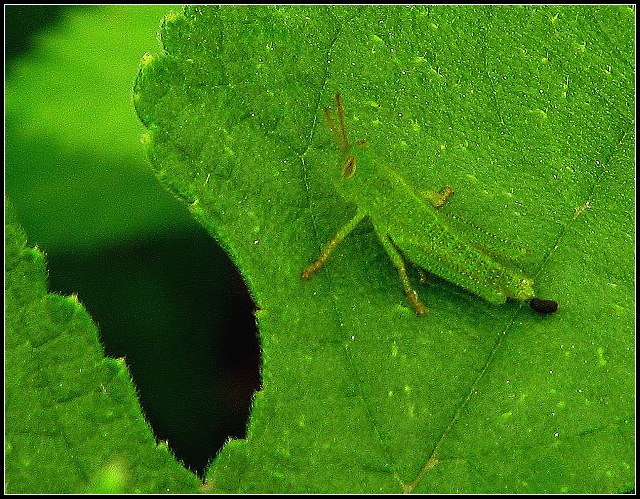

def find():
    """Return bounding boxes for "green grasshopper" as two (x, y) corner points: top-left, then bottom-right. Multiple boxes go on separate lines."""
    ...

(302, 92), (557, 316)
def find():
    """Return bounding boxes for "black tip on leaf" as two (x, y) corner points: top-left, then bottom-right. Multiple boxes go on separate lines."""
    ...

(529, 298), (558, 314)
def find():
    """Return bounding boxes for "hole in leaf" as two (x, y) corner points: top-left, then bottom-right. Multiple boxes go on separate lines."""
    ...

(46, 227), (260, 477)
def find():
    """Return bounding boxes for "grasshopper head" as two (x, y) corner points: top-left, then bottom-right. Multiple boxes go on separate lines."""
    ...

(323, 92), (368, 183)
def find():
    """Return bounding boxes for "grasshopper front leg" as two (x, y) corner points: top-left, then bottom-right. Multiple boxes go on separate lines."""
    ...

(302, 210), (367, 279)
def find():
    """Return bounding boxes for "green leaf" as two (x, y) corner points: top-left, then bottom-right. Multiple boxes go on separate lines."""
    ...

(4, 200), (202, 493)
(134, 5), (634, 493)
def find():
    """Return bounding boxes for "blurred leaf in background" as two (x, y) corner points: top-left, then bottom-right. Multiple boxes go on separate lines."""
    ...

(6, 5), (191, 249)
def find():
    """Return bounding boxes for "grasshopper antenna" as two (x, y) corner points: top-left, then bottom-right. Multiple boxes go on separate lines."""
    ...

(323, 92), (350, 154)
(335, 92), (349, 148)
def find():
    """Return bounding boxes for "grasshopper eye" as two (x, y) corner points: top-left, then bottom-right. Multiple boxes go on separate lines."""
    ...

(343, 156), (356, 178)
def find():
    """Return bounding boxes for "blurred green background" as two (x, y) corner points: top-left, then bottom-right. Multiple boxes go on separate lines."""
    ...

(5, 5), (259, 476)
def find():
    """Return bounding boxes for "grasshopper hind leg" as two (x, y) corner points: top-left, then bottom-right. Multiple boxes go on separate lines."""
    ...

(376, 231), (427, 316)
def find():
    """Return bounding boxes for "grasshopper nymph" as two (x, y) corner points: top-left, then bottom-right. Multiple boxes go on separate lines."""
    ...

(302, 92), (558, 316)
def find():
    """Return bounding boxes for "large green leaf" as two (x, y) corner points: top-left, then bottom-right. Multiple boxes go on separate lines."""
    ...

(5, 200), (203, 493)
(134, 5), (634, 493)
